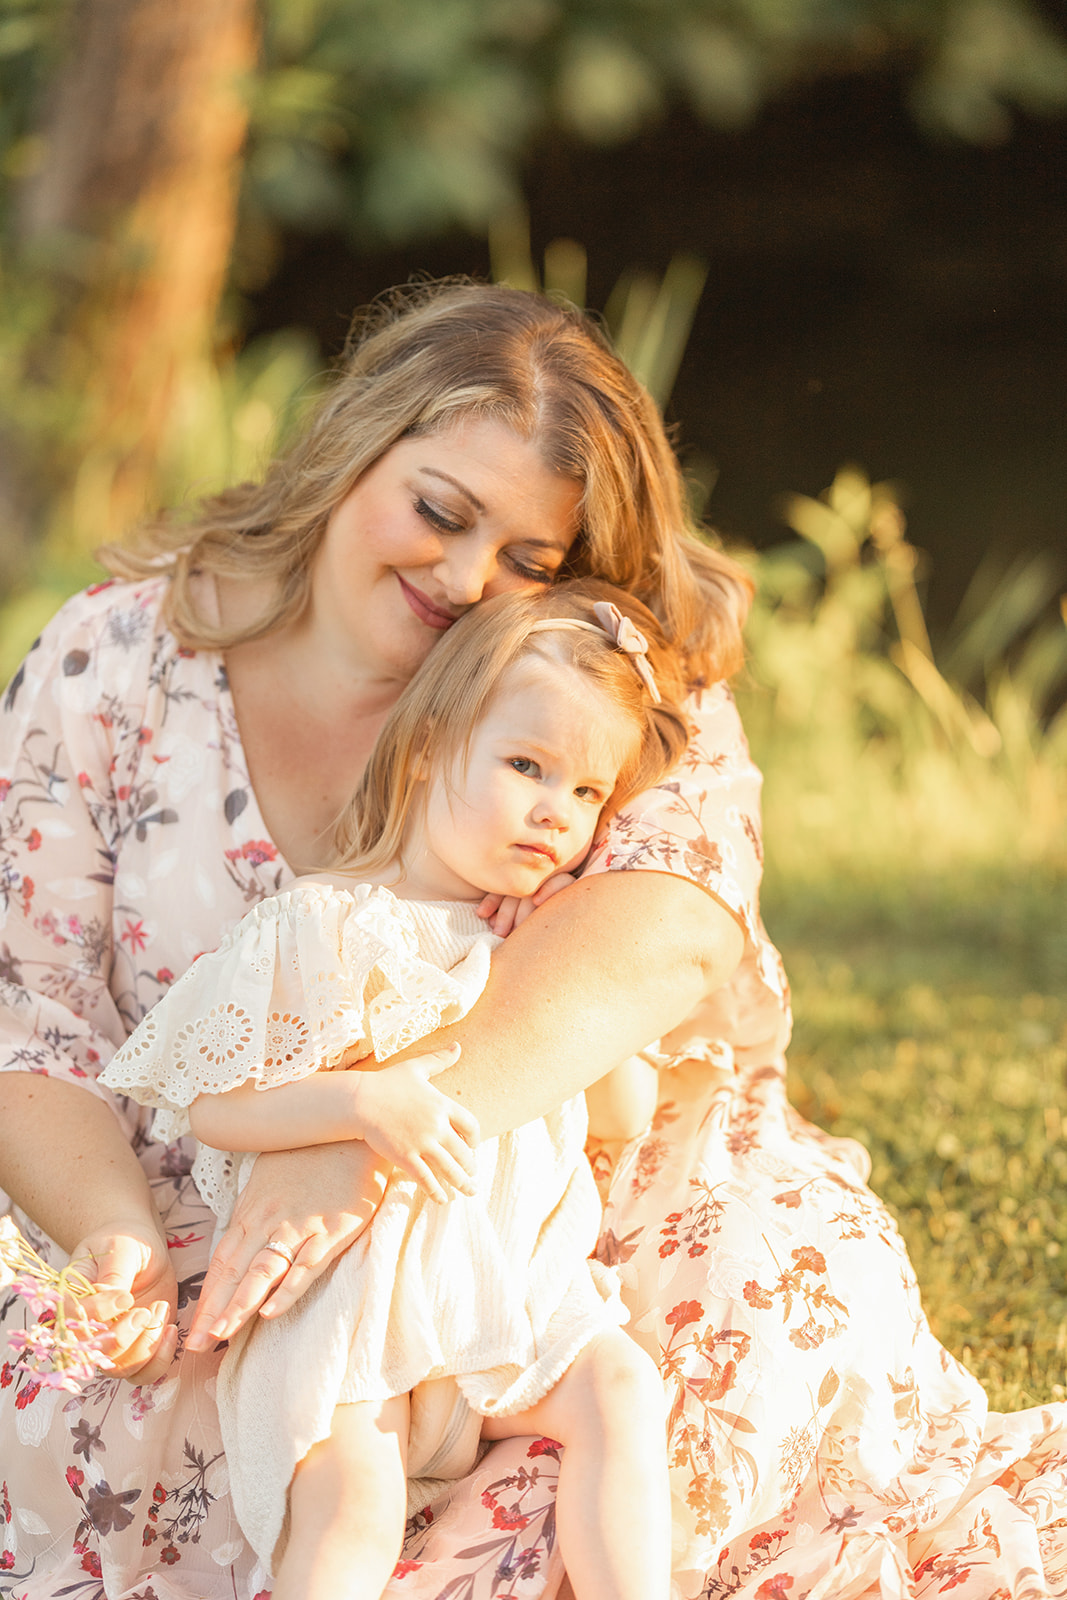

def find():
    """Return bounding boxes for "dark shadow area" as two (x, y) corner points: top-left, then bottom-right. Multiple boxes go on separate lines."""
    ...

(250, 72), (1067, 628)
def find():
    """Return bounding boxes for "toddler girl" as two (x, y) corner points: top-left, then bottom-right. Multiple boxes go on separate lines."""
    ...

(102, 579), (689, 1600)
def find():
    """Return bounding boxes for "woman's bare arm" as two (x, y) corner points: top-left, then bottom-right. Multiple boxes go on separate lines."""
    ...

(0, 1075), (160, 1252)
(396, 871), (743, 1134)
(0, 1074), (179, 1379)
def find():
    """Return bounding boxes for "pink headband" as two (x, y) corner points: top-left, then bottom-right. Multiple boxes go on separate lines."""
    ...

(529, 603), (662, 704)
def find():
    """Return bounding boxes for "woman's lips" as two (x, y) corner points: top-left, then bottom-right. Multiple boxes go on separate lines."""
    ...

(397, 576), (459, 630)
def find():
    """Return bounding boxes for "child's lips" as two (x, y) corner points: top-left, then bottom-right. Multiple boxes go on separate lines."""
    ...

(515, 843), (558, 867)
(397, 575), (460, 630)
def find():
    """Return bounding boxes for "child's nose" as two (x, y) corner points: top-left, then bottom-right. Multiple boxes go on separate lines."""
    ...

(532, 789), (570, 830)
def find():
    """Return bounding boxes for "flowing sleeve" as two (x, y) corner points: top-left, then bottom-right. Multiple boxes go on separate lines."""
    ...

(583, 683), (791, 1064)
(99, 884), (494, 1146)
(0, 584), (152, 1111)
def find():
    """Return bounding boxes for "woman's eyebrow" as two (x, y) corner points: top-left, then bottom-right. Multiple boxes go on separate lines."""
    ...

(419, 467), (571, 552)
(420, 468), (486, 513)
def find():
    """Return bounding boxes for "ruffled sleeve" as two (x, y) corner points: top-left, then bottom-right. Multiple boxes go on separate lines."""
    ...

(99, 882), (494, 1147)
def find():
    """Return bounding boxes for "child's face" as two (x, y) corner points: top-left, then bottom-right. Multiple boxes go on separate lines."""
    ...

(405, 656), (640, 902)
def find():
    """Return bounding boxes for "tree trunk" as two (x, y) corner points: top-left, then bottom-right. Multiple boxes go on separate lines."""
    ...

(19, 0), (258, 546)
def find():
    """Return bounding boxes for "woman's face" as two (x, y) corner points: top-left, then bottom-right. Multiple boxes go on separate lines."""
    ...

(310, 417), (583, 683)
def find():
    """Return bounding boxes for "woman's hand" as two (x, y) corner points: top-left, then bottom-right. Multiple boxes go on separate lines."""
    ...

(69, 1219), (178, 1384)
(186, 1140), (390, 1352)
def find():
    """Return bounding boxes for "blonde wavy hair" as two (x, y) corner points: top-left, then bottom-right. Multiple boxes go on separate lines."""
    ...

(333, 579), (690, 881)
(102, 280), (753, 684)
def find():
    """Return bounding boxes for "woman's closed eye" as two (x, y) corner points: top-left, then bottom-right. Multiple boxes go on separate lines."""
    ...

(415, 496), (465, 535)
(416, 498), (555, 584)
(504, 552), (555, 584)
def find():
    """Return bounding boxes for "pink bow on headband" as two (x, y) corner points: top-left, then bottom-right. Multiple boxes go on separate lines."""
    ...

(592, 601), (662, 703)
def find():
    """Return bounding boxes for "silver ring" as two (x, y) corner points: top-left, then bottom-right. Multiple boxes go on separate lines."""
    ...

(262, 1240), (296, 1268)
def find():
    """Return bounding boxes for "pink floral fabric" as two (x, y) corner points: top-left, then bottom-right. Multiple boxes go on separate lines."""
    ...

(2, 577), (1067, 1600)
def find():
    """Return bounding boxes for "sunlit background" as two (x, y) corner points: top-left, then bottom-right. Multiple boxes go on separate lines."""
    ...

(1, 0), (1065, 1400)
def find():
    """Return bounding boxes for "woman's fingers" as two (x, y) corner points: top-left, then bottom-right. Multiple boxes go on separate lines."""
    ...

(98, 1299), (175, 1380)
(188, 1239), (291, 1349)
(258, 1230), (350, 1320)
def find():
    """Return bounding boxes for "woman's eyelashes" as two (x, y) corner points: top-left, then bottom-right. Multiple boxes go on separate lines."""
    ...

(414, 497), (555, 584)
(415, 496), (465, 535)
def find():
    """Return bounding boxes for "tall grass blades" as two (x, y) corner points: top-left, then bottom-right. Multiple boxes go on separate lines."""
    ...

(739, 467), (1067, 882)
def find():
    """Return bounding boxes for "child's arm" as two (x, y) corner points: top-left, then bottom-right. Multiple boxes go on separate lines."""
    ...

(188, 1046), (480, 1205)
(584, 1055), (659, 1144)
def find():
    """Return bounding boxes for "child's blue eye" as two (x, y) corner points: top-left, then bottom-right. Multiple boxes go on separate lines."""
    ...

(509, 757), (540, 778)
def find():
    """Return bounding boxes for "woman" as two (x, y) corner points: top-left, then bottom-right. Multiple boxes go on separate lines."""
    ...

(1, 282), (1065, 1600)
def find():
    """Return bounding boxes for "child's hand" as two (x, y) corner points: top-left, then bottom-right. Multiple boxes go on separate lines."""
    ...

(477, 872), (578, 938)
(349, 1044), (480, 1203)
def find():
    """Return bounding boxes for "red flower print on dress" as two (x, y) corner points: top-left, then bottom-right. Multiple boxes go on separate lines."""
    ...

(527, 1437), (562, 1458)
(26, 828), (41, 850)
(159, 1543), (180, 1564)
(121, 919), (148, 952)
(791, 1246), (826, 1275)
(665, 1300), (704, 1331)
(15, 1379), (41, 1408)
(66, 1467), (85, 1493)
(754, 1576), (793, 1599)
(392, 1559), (422, 1577)
(240, 840), (277, 866)
(744, 1280), (774, 1309)
(81, 1550), (102, 1577)
(492, 1506), (530, 1531)
(0, 1552), (14, 1570)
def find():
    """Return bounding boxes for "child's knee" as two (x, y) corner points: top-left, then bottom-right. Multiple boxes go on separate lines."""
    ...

(577, 1331), (665, 1422)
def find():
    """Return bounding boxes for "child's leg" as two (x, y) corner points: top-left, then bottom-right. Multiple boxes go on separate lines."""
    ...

(482, 1330), (671, 1600)
(273, 1392), (410, 1600)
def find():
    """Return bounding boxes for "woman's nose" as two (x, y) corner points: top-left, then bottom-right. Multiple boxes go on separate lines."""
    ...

(434, 536), (496, 604)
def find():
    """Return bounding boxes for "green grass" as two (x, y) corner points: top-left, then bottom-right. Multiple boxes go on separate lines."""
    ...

(764, 867), (1067, 1412)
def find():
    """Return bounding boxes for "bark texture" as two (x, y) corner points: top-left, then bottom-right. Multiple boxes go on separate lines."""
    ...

(20, 0), (258, 541)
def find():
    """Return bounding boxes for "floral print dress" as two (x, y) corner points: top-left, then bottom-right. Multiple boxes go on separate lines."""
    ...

(2, 576), (1067, 1600)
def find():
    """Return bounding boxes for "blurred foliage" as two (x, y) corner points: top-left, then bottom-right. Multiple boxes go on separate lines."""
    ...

(738, 466), (1067, 879)
(239, 0), (1067, 251)
(3, 0), (1067, 269)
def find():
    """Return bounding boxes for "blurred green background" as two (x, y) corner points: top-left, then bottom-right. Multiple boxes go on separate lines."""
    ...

(0, 0), (1065, 1404)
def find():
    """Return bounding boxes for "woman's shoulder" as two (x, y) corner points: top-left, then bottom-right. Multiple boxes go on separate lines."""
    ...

(2, 576), (174, 720)
(48, 573), (171, 636)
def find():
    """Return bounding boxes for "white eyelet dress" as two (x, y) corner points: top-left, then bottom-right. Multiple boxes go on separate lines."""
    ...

(100, 881), (625, 1574)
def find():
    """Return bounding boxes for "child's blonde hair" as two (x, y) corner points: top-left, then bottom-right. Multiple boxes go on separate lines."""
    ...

(333, 579), (690, 879)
